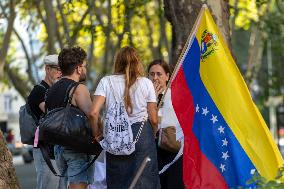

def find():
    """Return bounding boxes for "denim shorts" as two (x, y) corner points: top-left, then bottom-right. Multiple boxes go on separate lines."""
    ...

(54, 145), (94, 184)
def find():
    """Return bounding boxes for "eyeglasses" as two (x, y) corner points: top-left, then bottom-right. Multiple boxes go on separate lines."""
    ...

(49, 65), (61, 71)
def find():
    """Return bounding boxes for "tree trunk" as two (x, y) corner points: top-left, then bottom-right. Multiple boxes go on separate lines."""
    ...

(0, 0), (16, 77)
(245, 0), (272, 92)
(43, 0), (57, 54)
(102, 0), (112, 75)
(144, 7), (158, 58)
(0, 131), (20, 189)
(158, 0), (170, 60)
(163, 0), (231, 66)
(207, 0), (231, 49)
(245, 24), (264, 90)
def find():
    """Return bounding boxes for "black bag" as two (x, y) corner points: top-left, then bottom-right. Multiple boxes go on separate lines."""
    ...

(38, 82), (102, 155)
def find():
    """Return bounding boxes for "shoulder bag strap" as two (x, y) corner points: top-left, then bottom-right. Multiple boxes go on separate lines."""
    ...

(39, 143), (97, 177)
(67, 82), (82, 106)
(133, 120), (146, 144)
(63, 82), (78, 105)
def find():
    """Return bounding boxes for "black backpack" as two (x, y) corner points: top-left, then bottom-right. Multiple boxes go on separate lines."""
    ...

(19, 84), (46, 145)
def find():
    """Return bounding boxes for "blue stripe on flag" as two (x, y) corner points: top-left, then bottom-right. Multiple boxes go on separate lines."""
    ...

(181, 37), (256, 188)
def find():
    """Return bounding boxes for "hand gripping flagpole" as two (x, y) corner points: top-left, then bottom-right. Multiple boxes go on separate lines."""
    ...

(128, 156), (151, 189)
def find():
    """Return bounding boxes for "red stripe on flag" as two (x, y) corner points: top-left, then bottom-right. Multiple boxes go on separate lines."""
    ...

(171, 68), (228, 189)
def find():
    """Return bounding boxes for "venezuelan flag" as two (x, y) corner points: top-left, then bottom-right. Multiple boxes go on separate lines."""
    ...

(170, 5), (283, 188)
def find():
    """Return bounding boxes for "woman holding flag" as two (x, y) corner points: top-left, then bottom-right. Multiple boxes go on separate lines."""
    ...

(148, 59), (185, 189)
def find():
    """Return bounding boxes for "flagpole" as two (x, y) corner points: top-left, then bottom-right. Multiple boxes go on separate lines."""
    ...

(158, 4), (208, 109)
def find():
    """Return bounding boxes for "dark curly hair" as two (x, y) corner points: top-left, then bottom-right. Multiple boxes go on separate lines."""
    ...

(58, 46), (87, 76)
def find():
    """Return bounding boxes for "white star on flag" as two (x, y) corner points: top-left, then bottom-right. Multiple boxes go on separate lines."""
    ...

(196, 104), (200, 112)
(202, 107), (209, 116)
(250, 169), (256, 175)
(218, 126), (225, 134)
(222, 151), (230, 160)
(222, 138), (228, 146)
(220, 164), (226, 172)
(210, 114), (218, 123)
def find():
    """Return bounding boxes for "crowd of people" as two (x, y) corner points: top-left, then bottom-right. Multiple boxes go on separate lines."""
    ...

(25, 46), (185, 189)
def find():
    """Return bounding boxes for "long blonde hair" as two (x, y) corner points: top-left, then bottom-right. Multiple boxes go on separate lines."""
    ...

(113, 46), (144, 113)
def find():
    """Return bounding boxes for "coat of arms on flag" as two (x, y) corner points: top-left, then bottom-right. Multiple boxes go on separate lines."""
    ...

(162, 4), (283, 189)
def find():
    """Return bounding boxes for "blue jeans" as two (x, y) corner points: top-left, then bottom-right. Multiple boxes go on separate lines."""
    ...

(54, 145), (94, 184)
(33, 148), (66, 189)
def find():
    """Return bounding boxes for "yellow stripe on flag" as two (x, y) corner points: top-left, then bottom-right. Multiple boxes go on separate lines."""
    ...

(195, 8), (283, 179)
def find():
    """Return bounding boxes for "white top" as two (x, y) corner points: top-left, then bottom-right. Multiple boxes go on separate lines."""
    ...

(159, 89), (184, 141)
(94, 75), (156, 124)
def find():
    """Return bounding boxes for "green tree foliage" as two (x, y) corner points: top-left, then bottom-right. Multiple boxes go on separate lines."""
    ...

(230, 0), (284, 117)
(246, 166), (284, 188)
(0, 0), (171, 98)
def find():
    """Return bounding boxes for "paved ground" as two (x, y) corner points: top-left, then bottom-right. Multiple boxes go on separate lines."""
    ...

(13, 155), (36, 189)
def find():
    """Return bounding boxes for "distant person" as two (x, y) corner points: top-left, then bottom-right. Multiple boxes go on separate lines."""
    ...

(45, 46), (96, 189)
(91, 46), (160, 189)
(6, 129), (14, 144)
(27, 54), (63, 189)
(148, 59), (185, 189)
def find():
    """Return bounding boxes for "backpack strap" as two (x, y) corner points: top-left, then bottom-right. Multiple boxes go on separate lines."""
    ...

(25, 103), (40, 124)
(38, 83), (47, 89)
(107, 77), (120, 103)
(39, 143), (97, 177)
(107, 76), (145, 144)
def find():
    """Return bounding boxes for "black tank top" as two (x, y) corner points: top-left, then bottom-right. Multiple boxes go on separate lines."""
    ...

(45, 78), (76, 111)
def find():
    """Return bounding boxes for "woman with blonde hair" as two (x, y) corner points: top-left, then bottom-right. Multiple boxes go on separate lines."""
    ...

(90, 46), (160, 189)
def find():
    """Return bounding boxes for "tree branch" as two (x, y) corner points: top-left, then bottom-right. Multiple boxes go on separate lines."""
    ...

(35, 0), (47, 26)
(0, 0), (16, 77)
(14, 29), (37, 85)
(69, 6), (91, 46)
(4, 64), (31, 100)
(56, 0), (71, 45)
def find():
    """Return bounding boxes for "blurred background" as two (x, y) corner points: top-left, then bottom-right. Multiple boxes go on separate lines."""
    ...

(0, 0), (284, 188)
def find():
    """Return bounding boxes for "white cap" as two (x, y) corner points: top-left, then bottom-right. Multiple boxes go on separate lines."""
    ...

(44, 54), (58, 66)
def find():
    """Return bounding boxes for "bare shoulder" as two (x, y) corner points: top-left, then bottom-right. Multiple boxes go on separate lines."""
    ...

(72, 83), (90, 98)
(71, 83), (92, 107)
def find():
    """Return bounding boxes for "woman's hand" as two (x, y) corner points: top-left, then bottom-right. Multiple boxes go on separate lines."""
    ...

(94, 134), (103, 142)
(154, 81), (164, 98)
(95, 117), (104, 142)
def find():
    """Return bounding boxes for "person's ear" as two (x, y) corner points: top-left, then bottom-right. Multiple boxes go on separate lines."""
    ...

(45, 65), (49, 73)
(77, 66), (82, 74)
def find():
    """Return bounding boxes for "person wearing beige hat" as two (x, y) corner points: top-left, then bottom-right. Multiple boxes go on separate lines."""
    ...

(43, 54), (62, 87)
(27, 54), (64, 189)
